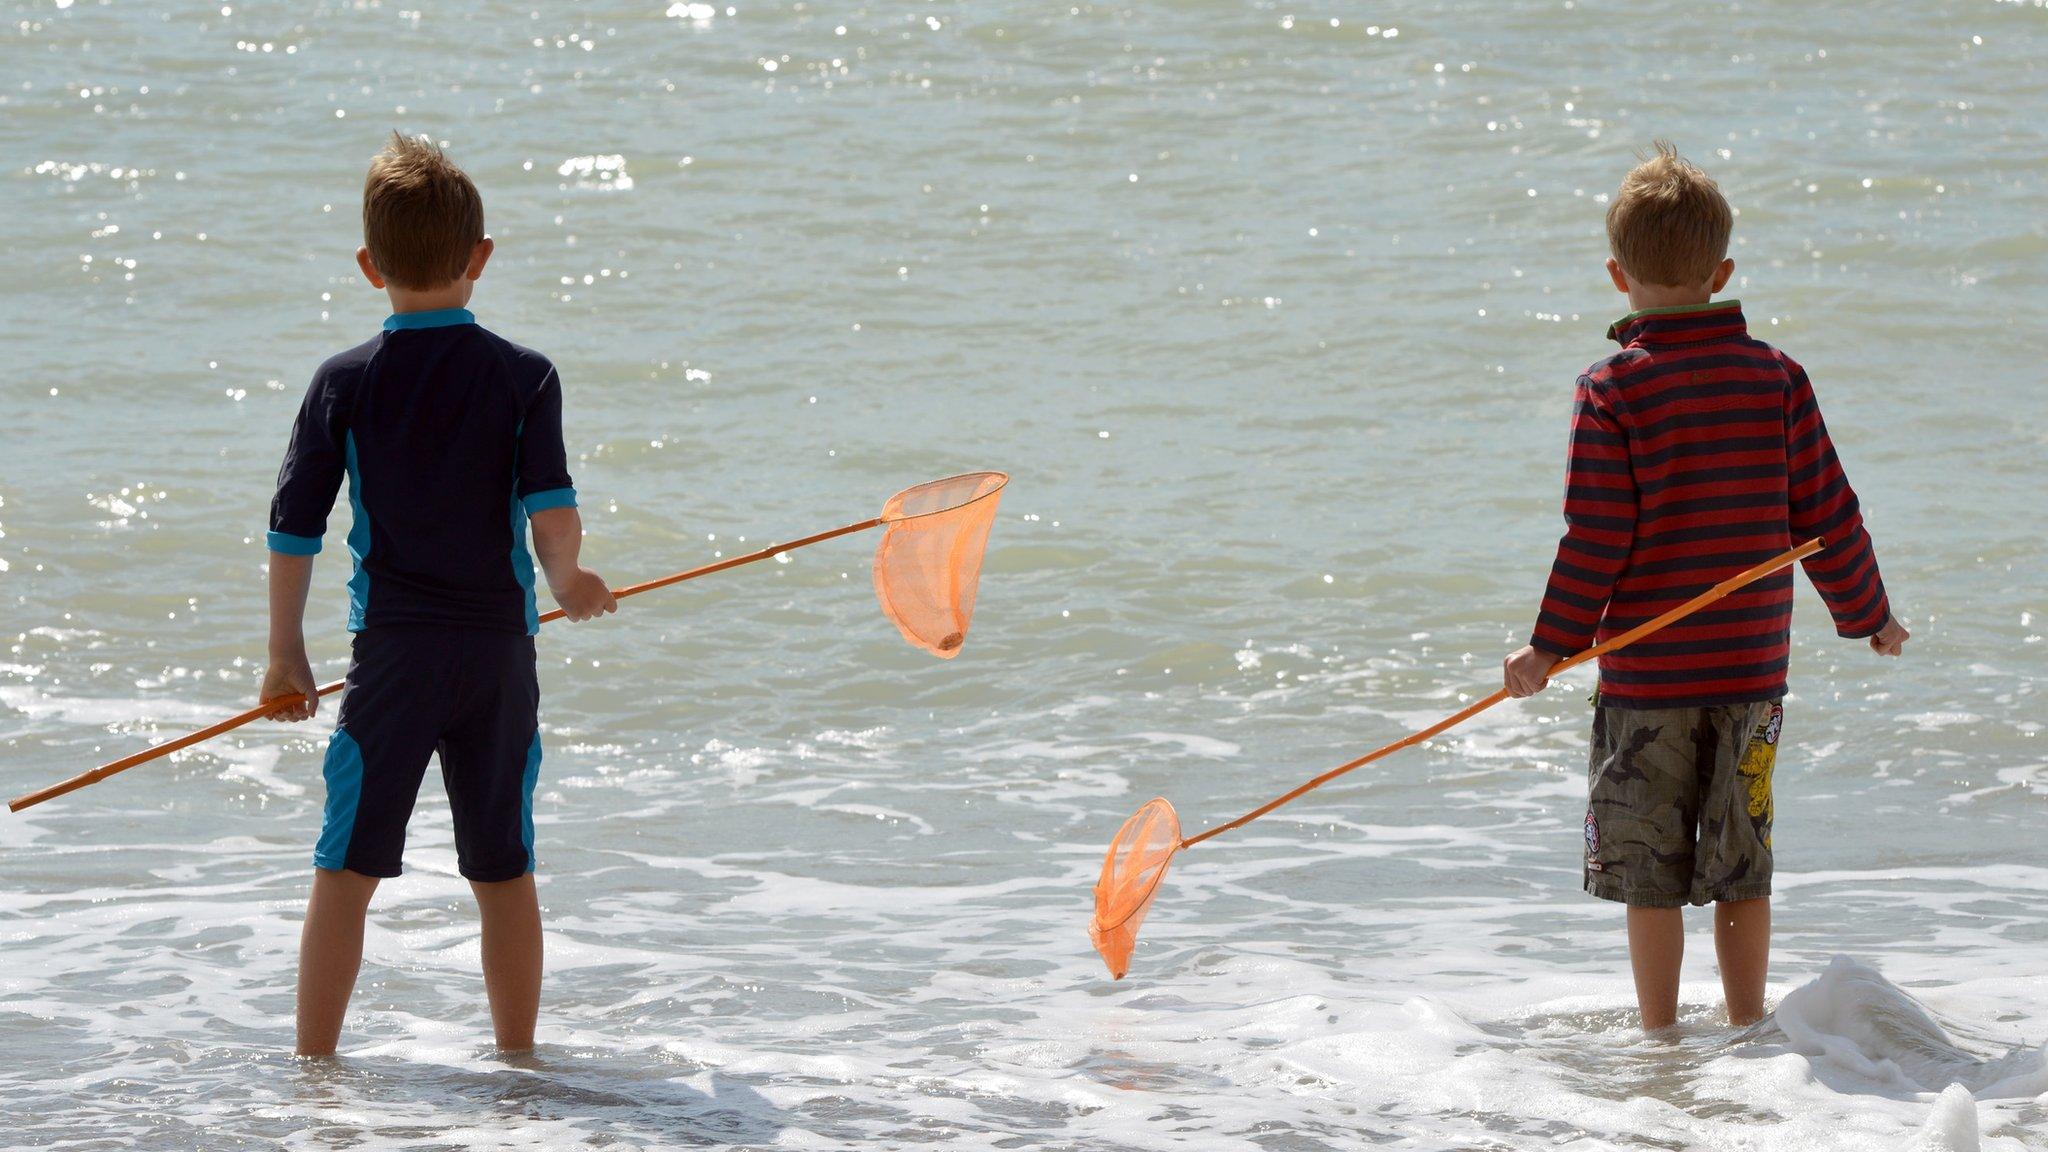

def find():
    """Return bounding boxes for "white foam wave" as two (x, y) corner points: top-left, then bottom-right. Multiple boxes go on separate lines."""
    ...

(1774, 956), (2047, 1100)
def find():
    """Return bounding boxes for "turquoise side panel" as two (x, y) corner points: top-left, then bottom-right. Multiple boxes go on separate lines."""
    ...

(520, 731), (543, 873)
(344, 431), (372, 631)
(314, 728), (365, 870)
(509, 494), (539, 634)
(508, 419), (539, 634)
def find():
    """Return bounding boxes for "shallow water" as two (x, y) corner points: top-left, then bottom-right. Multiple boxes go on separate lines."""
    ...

(3, 0), (2046, 1148)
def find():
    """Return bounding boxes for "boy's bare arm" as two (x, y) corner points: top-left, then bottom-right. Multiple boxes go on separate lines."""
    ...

(262, 552), (320, 721)
(529, 506), (617, 622)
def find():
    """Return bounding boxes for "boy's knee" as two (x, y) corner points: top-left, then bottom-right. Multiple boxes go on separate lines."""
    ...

(468, 872), (538, 908)
(311, 866), (381, 901)
(469, 873), (534, 891)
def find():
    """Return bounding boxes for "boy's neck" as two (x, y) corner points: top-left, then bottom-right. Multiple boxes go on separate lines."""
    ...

(1624, 286), (1715, 314)
(385, 282), (474, 315)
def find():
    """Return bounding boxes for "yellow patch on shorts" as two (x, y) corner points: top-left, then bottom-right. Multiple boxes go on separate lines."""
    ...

(1737, 705), (1780, 843)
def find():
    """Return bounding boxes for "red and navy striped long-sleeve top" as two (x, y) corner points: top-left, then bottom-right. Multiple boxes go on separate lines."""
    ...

(1529, 300), (1890, 709)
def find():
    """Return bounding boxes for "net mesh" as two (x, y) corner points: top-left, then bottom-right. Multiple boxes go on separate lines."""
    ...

(1088, 797), (1182, 979)
(873, 472), (1006, 659)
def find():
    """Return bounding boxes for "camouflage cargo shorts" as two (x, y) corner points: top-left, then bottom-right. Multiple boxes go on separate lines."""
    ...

(1582, 697), (1783, 908)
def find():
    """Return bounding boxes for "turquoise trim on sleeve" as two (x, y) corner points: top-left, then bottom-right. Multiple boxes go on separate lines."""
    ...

(520, 487), (578, 514)
(266, 531), (323, 556)
(520, 731), (543, 874)
(344, 432), (373, 631)
(382, 307), (475, 331)
(314, 728), (365, 870)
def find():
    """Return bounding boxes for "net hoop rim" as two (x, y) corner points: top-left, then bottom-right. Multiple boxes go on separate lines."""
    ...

(1091, 796), (1180, 935)
(880, 471), (1009, 524)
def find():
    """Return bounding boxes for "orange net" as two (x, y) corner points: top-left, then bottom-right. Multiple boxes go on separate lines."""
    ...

(8, 472), (1016, 814)
(873, 472), (1006, 659)
(1088, 797), (1182, 979)
(1082, 540), (1826, 982)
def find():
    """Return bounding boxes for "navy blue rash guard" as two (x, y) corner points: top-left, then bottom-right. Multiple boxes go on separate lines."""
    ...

(266, 308), (576, 635)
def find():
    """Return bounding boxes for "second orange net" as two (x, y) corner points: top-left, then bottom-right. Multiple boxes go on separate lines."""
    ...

(1087, 797), (1183, 979)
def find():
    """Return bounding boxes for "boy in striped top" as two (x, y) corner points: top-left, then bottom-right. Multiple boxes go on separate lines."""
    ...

(1501, 144), (1909, 1031)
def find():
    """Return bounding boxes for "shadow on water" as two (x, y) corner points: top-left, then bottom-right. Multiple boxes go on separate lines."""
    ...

(1471, 1000), (1767, 1119)
(1074, 1048), (1236, 1094)
(1458, 955), (2046, 1137)
(290, 1047), (804, 1148)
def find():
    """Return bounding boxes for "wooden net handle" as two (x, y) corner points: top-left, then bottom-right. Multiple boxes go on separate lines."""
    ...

(7, 517), (882, 814)
(1180, 538), (1824, 849)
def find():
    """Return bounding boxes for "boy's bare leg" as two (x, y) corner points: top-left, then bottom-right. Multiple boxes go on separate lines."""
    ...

(296, 867), (381, 1056)
(1713, 897), (1770, 1025)
(472, 874), (542, 1050)
(1626, 905), (1684, 1030)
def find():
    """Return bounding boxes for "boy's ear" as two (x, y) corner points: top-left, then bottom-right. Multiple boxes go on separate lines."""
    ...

(355, 246), (385, 289)
(465, 236), (494, 282)
(1605, 257), (1629, 294)
(1709, 257), (1735, 293)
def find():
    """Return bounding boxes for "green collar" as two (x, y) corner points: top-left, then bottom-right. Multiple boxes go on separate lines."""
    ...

(1607, 299), (1745, 344)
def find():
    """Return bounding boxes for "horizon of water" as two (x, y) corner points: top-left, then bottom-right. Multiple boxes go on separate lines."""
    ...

(3, 1), (2045, 1149)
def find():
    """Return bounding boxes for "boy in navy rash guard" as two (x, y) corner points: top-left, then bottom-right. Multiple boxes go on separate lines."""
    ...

(261, 133), (616, 1057)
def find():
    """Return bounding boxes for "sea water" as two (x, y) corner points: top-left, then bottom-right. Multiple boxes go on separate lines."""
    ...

(2, 1), (2045, 1148)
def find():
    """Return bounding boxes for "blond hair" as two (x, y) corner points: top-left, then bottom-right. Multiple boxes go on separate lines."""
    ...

(1605, 142), (1731, 287)
(362, 132), (485, 290)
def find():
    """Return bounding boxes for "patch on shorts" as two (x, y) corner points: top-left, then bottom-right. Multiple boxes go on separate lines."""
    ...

(1584, 809), (1602, 870)
(1738, 704), (1780, 839)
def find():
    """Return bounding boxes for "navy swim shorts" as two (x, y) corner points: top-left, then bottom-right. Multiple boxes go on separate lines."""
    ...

(313, 627), (542, 883)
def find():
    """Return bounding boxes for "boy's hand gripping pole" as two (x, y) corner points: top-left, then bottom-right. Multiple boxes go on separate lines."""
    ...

(1181, 536), (1824, 848)
(4, 520), (878, 814)
(8, 470), (1009, 814)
